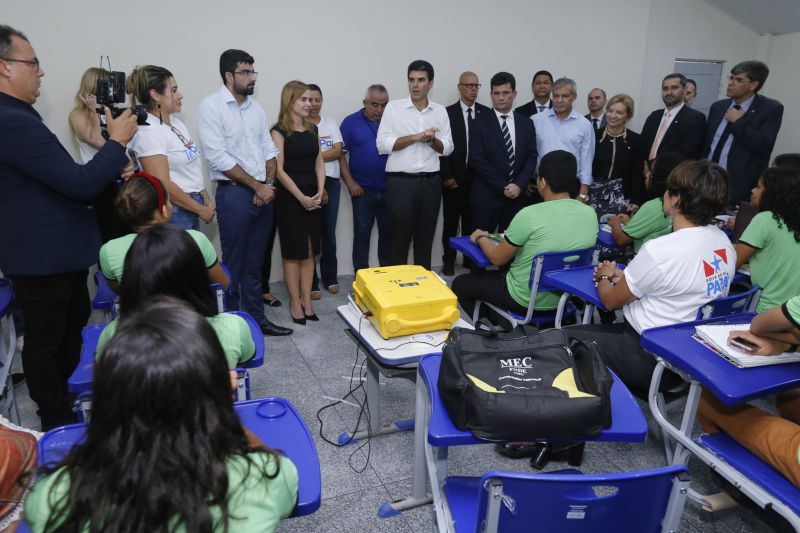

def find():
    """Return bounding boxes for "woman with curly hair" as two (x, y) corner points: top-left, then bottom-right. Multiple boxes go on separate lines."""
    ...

(736, 166), (800, 312)
(24, 297), (298, 532)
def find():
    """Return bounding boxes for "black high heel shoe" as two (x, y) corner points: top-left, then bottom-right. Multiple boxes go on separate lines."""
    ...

(292, 315), (306, 325)
(304, 313), (319, 321)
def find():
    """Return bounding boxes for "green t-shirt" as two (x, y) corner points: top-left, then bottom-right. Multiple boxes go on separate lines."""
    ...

(24, 453), (298, 533)
(622, 198), (672, 253)
(504, 198), (598, 309)
(99, 229), (218, 283)
(96, 312), (255, 368)
(740, 211), (800, 313)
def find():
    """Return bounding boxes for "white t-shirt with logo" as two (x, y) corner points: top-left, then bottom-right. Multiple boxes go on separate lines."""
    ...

(316, 116), (343, 179)
(623, 225), (736, 334)
(129, 113), (204, 193)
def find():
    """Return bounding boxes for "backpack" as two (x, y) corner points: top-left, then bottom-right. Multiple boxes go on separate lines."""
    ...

(438, 322), (613, 441)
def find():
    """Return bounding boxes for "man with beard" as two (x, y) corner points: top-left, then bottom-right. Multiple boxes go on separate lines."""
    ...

(196, 49), (292, 336)
(640, 73), (706, 179)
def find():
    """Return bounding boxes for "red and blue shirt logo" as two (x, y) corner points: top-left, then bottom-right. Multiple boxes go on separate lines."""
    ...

(703, 248), (730, 297)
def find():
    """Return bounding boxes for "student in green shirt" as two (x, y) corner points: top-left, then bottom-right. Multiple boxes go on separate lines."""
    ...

(25, 297), (298, 532)
(98, 172), (229, 291)
(735, 166), (800, 312)
(452, 150), (598, 329)
(98, 223), (254, 368)
(607, 151), (682, 253)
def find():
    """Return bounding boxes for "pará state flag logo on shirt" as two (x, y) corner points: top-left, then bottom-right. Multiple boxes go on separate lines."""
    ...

(703, 248), (730, 297)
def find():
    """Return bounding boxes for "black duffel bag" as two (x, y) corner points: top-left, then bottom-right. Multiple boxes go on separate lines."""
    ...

(438, 321), (613, 441)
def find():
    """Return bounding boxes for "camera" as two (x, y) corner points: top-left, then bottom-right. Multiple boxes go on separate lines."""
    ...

(95, 69), (149, 139)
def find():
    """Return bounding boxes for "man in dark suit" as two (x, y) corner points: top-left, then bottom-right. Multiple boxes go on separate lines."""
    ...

(439, 71), (489, 275)
(585, 88), (608, 131)
(515, 70), (553, 118)
(0, 25), (138, 429)
(469, 72), (537, 235)
(640, 73), (706, 179)
(704, 60), (784, 205)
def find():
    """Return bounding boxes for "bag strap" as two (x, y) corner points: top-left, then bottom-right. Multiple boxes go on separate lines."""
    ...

(473, 318), (499, 337)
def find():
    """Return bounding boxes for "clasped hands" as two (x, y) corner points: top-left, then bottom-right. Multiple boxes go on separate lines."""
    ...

(416, 128), (438, 144)
(593, 260), (623, 287)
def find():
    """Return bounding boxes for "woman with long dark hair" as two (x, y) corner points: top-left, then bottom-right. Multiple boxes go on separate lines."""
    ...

(24, 297), (298, 531)
(735, 165), (800, 312)
(97, 223), (253, 369)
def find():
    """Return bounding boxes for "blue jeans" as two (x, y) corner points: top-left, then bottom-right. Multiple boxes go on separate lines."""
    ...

(352, 188), (391, 272)
(215, 183), (273, 326)
(170, 191), (203, 230)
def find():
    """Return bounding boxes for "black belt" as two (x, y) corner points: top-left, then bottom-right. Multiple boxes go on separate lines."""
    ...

(387, 172), (438, 179)
(216, 180), (237, 187)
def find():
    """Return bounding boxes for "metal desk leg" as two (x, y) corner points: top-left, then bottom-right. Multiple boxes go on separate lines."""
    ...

(378, 366), (433, 517)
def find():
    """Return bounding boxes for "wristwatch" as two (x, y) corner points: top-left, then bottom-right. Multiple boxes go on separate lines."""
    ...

(578, 194), (589, 202)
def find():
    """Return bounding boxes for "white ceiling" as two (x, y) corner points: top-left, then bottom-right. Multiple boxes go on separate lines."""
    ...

(702, 0), (800, 35)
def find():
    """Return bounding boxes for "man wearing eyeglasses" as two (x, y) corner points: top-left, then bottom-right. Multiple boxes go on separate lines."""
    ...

(704, 60), (784, 206)
(196, 49), (292, 337)
(439, 71), (489, 276)
(0, 25), (138, 430)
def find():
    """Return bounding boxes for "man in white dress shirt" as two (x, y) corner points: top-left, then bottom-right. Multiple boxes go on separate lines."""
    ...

(532, 77), (595, 202)
(196, 49), (291, 336)
(376, 59), (454, 269)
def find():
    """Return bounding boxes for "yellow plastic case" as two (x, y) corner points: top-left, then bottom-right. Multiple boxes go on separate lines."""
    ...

(352, 265), (460, 339)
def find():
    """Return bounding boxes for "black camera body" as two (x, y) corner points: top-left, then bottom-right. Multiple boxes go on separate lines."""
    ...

(95, 69), (148, 138)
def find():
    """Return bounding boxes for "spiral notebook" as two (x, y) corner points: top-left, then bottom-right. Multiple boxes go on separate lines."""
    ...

(694, 322), (800, 368)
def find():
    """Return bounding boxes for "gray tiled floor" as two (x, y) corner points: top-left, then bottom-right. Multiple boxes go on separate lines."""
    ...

(10, 271), (778, 532)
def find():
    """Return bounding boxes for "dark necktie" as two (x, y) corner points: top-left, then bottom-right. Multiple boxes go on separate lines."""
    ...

(711, 104), (742, 163)
(592, 118), (599, 130)
(501, 115), (514, 179)
(465, 108), (473, 163)
(537, 105), (545, 113)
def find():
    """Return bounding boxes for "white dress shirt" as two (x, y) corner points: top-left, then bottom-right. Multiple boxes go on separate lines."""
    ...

(532, 108), (595, 185)
(196, 85), (279, 183)
(376, 96), (454, 173)
(494, 108), (516, 151)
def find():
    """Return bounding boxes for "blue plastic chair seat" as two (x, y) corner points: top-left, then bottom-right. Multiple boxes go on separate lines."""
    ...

(67, 323), (106, 394)
(699, 432), (800, 517)
(229, 311), (264, 369)
(443, 476), (481, 532)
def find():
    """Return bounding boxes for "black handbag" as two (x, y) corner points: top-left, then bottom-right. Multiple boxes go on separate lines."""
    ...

(438, 321), (613, 441)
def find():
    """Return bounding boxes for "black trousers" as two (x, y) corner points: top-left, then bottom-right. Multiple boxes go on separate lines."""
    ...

(451, 270), (530, 330)
(386, 174), (441, 270)
(261, 219), (279, 293)
(8, 270), (90, 429)
(565, 321), (681, 400)
(441, 177), (473, 266)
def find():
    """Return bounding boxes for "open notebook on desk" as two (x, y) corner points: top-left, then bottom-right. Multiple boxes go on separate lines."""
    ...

(694, 322), (800, 368)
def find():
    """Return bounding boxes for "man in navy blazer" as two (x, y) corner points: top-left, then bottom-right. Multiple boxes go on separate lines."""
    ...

(0, 25), (137, 429)
(439, 72), (489, 275)
(640, 73), (706, 177)
(469, 72), (537, 233)
(704, 60), (784, 205)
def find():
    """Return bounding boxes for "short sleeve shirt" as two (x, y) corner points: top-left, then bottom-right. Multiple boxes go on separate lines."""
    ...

(622, 198), (672, 253)
(316, 116), (343, 178)
(99, 229), (218, 283)
(740, 211), (800, 313)
(504, 198), (598, 309)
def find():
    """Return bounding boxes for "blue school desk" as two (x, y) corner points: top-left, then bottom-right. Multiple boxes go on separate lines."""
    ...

(642, 314), (800, 528)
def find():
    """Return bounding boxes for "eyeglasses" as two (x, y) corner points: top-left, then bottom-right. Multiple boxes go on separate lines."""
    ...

(459, 83), (481, 90)
(728, 75), (752, 85)
(1, 57), (40, 68)
(233, 70), (258, 78)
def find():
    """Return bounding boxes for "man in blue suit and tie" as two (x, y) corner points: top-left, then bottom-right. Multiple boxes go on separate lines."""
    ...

(469, 72), (538, 233)
(704, 60), (783, 206)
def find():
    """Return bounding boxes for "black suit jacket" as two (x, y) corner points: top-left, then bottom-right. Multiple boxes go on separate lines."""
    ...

(468, 110), (538, 203)
(515, 99), (551, 118)
(640, 105), (706, 162)
(703, 94), (784, 204)
(439, 101), (490, 185)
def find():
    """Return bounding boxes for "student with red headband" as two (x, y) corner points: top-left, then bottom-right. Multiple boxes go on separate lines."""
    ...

(98, 173), (229, 291)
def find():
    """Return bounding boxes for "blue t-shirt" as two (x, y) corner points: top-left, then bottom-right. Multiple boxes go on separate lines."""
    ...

(340, 109), (387, 192)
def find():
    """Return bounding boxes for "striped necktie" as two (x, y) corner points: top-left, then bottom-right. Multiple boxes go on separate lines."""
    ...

(501, 115), (514, 179)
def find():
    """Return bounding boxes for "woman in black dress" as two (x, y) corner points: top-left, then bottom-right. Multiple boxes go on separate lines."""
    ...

(590, 94), (645, 223)
(271, 81), (326, 324)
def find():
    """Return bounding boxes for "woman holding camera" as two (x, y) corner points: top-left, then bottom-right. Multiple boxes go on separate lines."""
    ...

(127, 65), (214, 230)
(68, 67), (130, 242)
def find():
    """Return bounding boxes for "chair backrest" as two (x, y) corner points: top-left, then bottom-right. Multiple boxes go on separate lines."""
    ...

(528, 247), (596, 306)
(0, 279), (17, 405)
(91, 270), (119, 320)
(474, 466), (688, 533)
(696, 284), (761, 320)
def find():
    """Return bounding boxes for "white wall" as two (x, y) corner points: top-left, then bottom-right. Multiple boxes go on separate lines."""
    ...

(6, 0), (771, 280)
(764, 31), (800, 157)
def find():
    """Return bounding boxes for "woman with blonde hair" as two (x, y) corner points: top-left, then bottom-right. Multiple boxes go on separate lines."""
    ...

(126, 65), (215, 230)
(270, 81), (326, 324)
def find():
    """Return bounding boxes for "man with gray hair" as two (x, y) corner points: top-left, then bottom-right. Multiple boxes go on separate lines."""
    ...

(340, 84), (391, 271)
(532, 77), (595, 202)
